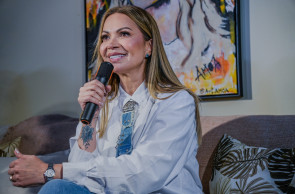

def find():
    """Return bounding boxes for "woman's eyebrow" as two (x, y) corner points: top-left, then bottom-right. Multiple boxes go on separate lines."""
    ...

(102, 27), (133, 34)
(117, 27), (133, 32)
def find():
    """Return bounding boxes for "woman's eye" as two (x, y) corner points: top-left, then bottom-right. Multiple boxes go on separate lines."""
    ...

(120, 31), (130, 37)
(101, 35), (109, 41)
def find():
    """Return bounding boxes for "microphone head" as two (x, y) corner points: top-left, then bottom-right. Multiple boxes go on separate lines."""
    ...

(95, 62), (114, 85)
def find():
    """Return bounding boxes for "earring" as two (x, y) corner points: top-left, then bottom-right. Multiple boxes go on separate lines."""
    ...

(145, 54), (150, 58)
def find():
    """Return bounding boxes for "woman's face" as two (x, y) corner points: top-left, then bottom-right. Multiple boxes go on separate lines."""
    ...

(99, 13), (151, 78)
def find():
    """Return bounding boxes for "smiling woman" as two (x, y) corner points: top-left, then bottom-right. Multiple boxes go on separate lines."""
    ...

(99, 13), (151, 90)
(8, 5), (203, 194)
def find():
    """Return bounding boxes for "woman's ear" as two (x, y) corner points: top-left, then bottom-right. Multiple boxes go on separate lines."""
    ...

(145, 39), (152, 56)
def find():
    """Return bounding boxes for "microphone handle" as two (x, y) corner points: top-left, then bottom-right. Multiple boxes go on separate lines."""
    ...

(81, 102), (98, 125)
(80, 77), (108, 125)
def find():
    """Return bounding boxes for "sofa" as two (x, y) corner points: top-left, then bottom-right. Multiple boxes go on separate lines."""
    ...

(0, 114), (294, 193)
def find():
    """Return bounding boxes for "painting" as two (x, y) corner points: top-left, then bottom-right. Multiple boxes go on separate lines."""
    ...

(85, 0), (242, 99)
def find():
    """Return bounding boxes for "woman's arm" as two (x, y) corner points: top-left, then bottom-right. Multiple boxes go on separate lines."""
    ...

(77, 79), (111, 153)
(7, 79), (110, 187)
(77, 119), (98, 152)
(8, 149), (63, 187)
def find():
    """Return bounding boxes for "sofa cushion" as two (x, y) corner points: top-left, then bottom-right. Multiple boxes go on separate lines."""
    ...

(0, 114), (78, 155)
(209, 134), (295, 194)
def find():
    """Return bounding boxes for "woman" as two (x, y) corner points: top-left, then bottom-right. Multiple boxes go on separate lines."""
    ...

(8, 5), (203, 193)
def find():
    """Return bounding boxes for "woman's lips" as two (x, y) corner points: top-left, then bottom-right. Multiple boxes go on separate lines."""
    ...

(109, 54), (126, 62)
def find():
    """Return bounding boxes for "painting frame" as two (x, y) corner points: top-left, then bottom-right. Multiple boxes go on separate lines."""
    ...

(84, 0), (242, 100)
(198, 0), (242, 100)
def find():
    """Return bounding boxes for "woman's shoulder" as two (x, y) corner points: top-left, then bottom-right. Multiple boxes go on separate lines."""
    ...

(152, 89), (196, 118)
(156, 89), (194, 105)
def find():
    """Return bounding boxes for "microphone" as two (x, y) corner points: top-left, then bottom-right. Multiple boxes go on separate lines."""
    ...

(80, 62), (114, 125)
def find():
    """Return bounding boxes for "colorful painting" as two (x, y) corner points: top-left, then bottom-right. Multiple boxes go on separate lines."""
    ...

(85, 0), (242, 99)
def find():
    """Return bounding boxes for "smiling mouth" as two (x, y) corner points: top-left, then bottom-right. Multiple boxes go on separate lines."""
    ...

(109, 54), (126, 59)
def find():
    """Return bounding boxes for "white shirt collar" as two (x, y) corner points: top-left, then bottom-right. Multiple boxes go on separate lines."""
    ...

(118, 81), (150, 111)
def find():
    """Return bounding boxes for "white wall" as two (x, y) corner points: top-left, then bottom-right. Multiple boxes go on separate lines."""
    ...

(0, 0), (85, 125)
(0, 0), (294, 126)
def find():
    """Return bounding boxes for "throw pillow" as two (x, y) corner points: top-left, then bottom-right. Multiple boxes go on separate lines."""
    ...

(210, 134), (295, 194)
(0, 114), (78, 155)
(0, 136), (21, 157)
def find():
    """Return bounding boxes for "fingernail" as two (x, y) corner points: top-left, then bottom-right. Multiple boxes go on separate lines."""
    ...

(15, 148), (20, 154)
(99, 102), (104, 107)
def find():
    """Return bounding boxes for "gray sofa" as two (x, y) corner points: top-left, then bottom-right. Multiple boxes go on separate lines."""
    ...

(0, 114), (294, 194)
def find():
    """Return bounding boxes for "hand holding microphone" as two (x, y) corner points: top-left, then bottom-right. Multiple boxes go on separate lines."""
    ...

(79, 62), (114, 124)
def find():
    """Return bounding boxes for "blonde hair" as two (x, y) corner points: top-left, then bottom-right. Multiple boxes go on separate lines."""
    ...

(93, 6), (202, 145)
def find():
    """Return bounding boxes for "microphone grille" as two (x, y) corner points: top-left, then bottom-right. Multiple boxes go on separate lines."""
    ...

(95, 62), (114, 79)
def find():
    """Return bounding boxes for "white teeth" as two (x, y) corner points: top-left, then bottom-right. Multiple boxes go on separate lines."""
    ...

(110, 55), (125, 59)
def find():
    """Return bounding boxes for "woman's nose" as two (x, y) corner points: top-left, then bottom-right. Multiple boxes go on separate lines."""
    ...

(106, 36), (119, 49)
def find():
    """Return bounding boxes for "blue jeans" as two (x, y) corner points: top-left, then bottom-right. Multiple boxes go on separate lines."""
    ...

(38, 179), (93, 194)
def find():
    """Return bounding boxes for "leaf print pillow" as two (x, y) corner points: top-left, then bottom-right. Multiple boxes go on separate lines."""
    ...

(0, 136), (21, 157)
(209, 134), (295, 194)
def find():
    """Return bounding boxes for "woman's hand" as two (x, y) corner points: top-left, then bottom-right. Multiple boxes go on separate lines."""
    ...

(8, 149), (47, 187)
(78, 79), (111, 112)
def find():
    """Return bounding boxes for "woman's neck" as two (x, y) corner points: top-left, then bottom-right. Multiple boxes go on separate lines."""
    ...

(120, 77), (144, 96)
